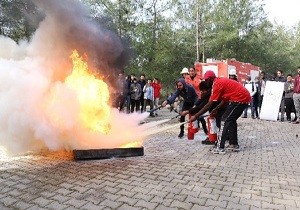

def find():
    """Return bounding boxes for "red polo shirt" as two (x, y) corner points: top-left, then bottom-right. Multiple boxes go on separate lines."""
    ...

(209, 78), (251, 103)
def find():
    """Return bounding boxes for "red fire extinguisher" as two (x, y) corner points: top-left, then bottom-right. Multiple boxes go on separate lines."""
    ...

(207, 116), (218, 142)
(187, 114), (199, 140)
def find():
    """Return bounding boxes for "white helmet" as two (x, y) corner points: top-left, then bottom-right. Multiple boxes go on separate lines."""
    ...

(180, 67), (189, 74)
(229, 69), (237, 76)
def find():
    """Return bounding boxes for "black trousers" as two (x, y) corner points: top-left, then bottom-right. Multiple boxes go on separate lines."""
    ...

(285, 98), (296, 120)
(218, 102), (247, 149)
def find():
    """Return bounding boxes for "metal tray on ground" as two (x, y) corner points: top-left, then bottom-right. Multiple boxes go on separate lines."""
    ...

(73, 147), (144, 160)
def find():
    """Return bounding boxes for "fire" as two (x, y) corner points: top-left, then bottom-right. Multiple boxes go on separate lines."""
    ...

(65, 50), (111, 134)
(44, 50), (144, 149)
(120, 141), (142, 148)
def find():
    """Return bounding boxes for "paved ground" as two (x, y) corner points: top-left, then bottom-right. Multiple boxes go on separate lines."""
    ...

(1, 110), (300, 210)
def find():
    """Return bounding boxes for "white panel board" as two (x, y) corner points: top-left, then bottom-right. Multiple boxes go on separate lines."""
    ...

(259, 81), (284, 121)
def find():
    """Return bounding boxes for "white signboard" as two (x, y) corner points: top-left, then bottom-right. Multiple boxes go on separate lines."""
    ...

(260, 81), (284, 121)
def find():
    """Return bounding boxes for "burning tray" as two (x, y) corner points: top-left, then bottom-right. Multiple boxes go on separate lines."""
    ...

(73, 147), (144, 160)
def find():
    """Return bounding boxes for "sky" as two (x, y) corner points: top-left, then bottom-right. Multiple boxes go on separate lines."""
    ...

(263, 0), (300, 27)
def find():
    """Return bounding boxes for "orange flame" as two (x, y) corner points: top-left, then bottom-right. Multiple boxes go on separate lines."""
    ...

(65, 50), (111, 134)
(120, 141), (142, 148)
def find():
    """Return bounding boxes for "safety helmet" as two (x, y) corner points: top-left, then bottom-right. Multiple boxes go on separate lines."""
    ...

(180, 67), (189, 74)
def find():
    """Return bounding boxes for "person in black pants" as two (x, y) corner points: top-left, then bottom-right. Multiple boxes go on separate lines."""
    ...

(161, 78), (198, 138)
(181, 81), (226, 144)
(189, 71), (251, 154)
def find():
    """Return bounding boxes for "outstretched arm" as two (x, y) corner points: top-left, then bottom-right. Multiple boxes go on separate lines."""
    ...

(189, 101), (214, 122)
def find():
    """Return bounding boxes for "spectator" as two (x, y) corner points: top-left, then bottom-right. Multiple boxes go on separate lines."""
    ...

(242, 76), (258, 118)
(258, 71), (267, 113)
(124, 75), (132, 114)
(143, 79), (155, 116)
(130, 78), (142, 113)
(284, 74), (297, 122)
(180, 67), (190, 80)
(186, 66), (202, 97)
(275, 70), (287, 121)
(228, 69), (238, 81)
(152, 78), (162, 116)
(138, 74), (146, 112)
(115, 71), (126, 112)
(252, 76), (260, 118)
(293, 67), (300, 124)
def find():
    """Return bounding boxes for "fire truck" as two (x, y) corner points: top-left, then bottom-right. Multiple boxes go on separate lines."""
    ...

(195, 58), (261, 83)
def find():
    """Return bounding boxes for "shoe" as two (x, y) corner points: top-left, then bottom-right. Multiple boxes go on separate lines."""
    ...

(178, 131), (184, 138)
(202, 138), (215, 145)
(226, 144), (240, 152)
(211, 147), (226, 154)
(155, 113), (158, 116)
(149, 114), (155, 117)
(241, 116), (247, 118)
(293, 121), (300, 124)
(292, 117), (298, 122)
(251, 116), (255, 119)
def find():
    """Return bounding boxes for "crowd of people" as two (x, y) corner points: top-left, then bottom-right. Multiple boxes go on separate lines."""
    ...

(113, 66), (300, 154)
(113, 73), (162, 116)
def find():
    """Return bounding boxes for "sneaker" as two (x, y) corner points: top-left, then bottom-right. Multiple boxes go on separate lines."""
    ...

(201, 138), (215, 145)
(226, 144), (240, 152)
(211, 147), (226, 154)
(178, 131), (184, 138)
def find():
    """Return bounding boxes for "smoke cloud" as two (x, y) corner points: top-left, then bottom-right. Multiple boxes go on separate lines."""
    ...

(0, 0), (147, 155)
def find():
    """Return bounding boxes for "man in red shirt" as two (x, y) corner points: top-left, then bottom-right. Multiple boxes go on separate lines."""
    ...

(152, 78), (162, 116)
(293, 67), (300, 124)
(190, 70), (251, 154)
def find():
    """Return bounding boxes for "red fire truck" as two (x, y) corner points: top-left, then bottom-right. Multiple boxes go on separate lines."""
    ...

(195, 58), (260, 83)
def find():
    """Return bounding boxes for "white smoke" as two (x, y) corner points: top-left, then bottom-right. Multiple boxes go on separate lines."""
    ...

(0, 0), (148, 155)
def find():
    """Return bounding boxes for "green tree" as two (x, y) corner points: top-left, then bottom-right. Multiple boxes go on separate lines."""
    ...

(0, 0), (41, 41)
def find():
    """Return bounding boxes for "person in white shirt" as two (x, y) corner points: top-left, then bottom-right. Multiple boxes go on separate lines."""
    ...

(242, 76), (258, 118)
